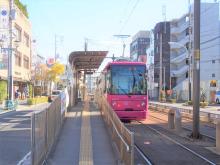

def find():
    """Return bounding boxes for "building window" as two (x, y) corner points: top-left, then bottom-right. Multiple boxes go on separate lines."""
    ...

(185, 27), (189, 36)
(212, 60), (215, 64)
(15, 51), (22, 66)
(24, 33), (29, 47)
(156, 46), (159, 53)
(23, 55), (29, 69)
(14, 24), (22, 42)
(212, 73), (215, 78)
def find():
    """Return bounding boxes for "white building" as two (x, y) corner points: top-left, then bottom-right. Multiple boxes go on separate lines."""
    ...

(170, 2), (220, 102)
(146, 30), (157, 99)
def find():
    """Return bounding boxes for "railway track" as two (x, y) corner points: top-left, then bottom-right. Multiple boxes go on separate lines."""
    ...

(149, 110), (216, 140)
(137, 120), (216, 165)
(134, 143), (153, 165)
(126, 117), (218, 165)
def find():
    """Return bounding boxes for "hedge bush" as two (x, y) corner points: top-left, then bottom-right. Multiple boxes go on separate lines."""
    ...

(27, 96), (48, 105)
(0, 80), (7, 103)
(186, 101), (208, 107)
(168, 99), (176, 103)
(200, 102), (208, 107)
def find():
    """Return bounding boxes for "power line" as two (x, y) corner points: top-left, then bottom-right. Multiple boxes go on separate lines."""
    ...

(119, 0), (133, 23)
(119, 0), (140, 34)
(200, 35), (220, 45)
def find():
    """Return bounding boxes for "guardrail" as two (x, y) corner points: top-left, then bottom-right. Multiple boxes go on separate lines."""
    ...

(31, 97), (65, 165)
(95, 93), (134, 165)
(149, 102), (220, 123)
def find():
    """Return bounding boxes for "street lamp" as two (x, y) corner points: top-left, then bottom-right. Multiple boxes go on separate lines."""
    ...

(168, 41), (191, 101)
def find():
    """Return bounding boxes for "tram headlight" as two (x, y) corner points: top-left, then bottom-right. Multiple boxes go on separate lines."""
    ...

(141, 102), (146, 107)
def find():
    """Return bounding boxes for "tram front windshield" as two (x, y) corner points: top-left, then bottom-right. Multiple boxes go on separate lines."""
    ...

(110, 65), (147, 95)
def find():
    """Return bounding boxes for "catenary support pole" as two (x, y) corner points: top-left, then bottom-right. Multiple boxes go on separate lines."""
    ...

(192, 0), (200, 139)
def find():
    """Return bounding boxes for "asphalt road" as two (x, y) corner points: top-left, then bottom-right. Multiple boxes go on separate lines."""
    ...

(0, 103), (49, 165)
(0, 110), (32, 165)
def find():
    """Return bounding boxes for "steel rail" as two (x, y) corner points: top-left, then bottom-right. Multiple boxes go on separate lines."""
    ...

(134, 144), (152, 165)
(137, 120), (216, 165)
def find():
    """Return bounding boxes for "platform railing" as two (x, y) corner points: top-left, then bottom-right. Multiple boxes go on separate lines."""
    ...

(95, 92), (134, 165)
(31, 97), (64, 165)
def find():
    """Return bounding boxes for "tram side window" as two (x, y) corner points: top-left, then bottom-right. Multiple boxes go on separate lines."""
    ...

(106, 71), (111, 93)
(104, 74), (107, 93)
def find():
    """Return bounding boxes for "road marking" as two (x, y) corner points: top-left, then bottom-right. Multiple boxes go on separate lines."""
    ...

(79, 101), (93, 165)
(17, 151), (31, 165)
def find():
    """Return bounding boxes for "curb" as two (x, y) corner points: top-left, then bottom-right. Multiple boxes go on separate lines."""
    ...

(0, 109), (16, 116)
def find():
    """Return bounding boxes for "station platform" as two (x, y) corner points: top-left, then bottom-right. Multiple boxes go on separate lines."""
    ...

(46, 101), (118, 165)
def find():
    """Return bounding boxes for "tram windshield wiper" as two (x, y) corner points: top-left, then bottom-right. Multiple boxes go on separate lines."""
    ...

(118, 85), (131, 97)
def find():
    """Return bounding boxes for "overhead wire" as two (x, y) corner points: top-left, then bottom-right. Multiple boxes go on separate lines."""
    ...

(118, 0), (141, 34)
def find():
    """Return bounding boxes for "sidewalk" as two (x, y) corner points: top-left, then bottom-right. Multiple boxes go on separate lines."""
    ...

(0, 99), (49, 115)
(150, 100), (220, 115)
(46, 101), (117, 165)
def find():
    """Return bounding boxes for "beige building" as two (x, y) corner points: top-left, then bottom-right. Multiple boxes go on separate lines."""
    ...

(0, 0), (32, 99)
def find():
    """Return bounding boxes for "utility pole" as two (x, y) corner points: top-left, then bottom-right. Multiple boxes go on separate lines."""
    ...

(84, 38), (88, 52)
(55, 34), (57, 62)
(113, 34), (130, 57)
(8, 0), (14, 100)
(192, 0), (200, 139)
(163, 66), (166, 94)
(188, 0), (192, 101)
(159, 33), (162, 101)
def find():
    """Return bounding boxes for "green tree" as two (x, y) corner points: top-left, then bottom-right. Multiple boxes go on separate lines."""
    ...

(35, 64), (49, 95)
(14, 0), (29, 18)
(47, 62), (65, 93)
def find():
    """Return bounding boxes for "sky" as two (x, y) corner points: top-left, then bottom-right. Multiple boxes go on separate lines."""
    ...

(20, 0), (216, 67)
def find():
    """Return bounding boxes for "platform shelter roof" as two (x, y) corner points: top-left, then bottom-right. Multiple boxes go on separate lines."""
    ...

(69, 51), (108, 71)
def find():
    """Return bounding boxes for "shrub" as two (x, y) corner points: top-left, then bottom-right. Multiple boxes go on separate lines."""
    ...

(27, 96), (48, 105)
(187, 101), (193, 105)
(185, 101), (208, 107)
(169, 99), (176, 103)
(0, 80), (7, 102)
(15, 0), (29, 18)
(200, 102), (208, 107)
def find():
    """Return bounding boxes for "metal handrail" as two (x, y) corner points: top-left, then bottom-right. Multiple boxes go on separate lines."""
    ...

(95, 92), (134, 165)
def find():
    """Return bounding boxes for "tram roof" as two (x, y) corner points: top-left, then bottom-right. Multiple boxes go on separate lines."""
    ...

(69, 51), (108, 71)
(104, 61), (146, 70)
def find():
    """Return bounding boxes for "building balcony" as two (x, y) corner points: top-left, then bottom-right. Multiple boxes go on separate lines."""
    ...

(171, 21), (189, 35)
(171, 51), (188, 64)
(171, 65), (188, 77)
(178, 35), (189, 46)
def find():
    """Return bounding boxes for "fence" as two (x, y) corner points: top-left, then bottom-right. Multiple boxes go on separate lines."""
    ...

(95, 92), (134, 165)
(31, 96), (65, 165)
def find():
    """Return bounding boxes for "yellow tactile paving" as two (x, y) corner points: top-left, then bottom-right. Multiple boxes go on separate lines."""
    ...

(79, 101), (94, 165)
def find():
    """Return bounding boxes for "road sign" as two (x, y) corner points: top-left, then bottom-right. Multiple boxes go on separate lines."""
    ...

(0, 7), (9, 29)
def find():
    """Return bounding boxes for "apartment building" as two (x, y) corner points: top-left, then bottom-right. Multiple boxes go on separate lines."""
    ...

(170, 2), (220, 102)
(130, 31), (150, 61)
(153, 21), (170, 98)
(0, 0), (32, 99)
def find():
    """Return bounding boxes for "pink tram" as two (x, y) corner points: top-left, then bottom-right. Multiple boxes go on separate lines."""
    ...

(98, 60), (148, 120)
